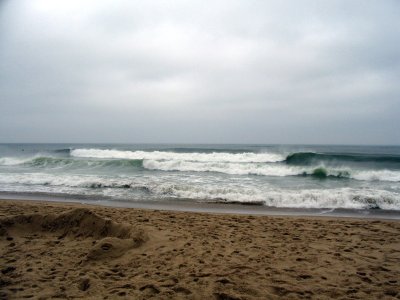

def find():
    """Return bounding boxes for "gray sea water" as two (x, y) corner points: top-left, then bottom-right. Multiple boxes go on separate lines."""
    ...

(1, 143), (400, 211)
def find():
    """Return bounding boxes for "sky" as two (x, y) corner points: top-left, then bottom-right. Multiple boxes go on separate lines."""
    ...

(0, 0), (399, 144)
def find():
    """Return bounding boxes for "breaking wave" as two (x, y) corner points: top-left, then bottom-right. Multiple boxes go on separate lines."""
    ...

(0, 156), (144, 170)
(1, 151), (400, 182)
(1, 145), (399, 211)
(143, 160), (400, 182)
(0, 172), (399, 210)
(27, 157), (143, 169)
(0, 157), (33, 166)
(70, 148), (285, 163)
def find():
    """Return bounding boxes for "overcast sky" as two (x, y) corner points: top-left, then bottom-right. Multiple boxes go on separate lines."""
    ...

(0, 0), (399, 144)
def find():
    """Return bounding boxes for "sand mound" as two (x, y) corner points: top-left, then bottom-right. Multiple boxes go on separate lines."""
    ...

(0, 208), (147, 241)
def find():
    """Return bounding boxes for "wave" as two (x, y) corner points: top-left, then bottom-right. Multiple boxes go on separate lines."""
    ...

(2, 154), (400, 182)
(351, 170), (400, 182)
(70, 148), (285, 163)
(0, 156), (143, 170)
(71, 148), (400, 167)
(306, 167), (350, 179)
(0, 173), (149, 190)
(143, 160), (400, 182)
(0, 157), (34, 166)
(143, 160), (299, 176)
(28, 157), (143, 169)
(168, 186), (400, 210)
(286, 152), (400, 165)
(165, 147), (263, 154)
(0, 173), (399, 209)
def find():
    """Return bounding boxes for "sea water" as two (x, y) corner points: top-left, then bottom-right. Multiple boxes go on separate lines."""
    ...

(0, 143), (399, 211)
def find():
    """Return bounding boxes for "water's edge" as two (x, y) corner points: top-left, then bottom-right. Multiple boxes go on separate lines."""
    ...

(1, 192), (399, 220)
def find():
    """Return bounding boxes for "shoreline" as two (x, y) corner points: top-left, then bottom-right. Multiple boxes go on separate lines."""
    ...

(1, 199), (399, 299)
(1, 192), (400, 220)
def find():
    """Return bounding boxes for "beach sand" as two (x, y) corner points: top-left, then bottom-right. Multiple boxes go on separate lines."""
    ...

(0, 200), (399, 299)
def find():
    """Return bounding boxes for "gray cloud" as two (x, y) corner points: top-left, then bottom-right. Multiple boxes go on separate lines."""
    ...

(1, 0), (399, 144)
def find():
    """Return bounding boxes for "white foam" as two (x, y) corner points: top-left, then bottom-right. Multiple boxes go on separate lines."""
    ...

(0, 157), (32, 166)
(143, 160), (400, 182)
(259, 188), (400, 210)
(142, 160), (302, 176)
(352, 170), (400, 182)
(0, 173), (135, 188)
(71, 148), (285, 163)
(149, 184), (400, 210)
(0, 172), (399, 209)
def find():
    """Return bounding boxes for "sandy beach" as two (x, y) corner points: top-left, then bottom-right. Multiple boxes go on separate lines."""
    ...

(0, 200), (399, 299)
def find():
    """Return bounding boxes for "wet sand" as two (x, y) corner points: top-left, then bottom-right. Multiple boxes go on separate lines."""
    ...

(0, 199), (399, 299)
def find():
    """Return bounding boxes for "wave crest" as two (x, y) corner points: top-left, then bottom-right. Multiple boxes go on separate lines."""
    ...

(70, 148), (285, 163)
(143, 160), (400, 182)
(0, 156), (144, 170)
(286, 152), (400, 165)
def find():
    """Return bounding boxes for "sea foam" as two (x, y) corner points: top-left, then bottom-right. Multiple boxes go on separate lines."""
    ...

(0, 172), (399, 209)
(70, 148), (285, 163)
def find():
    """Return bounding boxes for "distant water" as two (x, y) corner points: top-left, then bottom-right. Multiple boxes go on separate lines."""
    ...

(1, 143), (400, 211)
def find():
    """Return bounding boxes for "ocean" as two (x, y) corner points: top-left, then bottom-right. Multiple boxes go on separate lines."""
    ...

(0, 143), (400, 213)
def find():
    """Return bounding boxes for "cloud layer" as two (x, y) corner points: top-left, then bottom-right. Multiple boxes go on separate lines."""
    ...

(1, 0), (399, 144)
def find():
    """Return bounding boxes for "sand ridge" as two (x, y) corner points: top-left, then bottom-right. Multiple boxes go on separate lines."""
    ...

(0, 200), (399, 299)
(0, 208), (146, 239)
